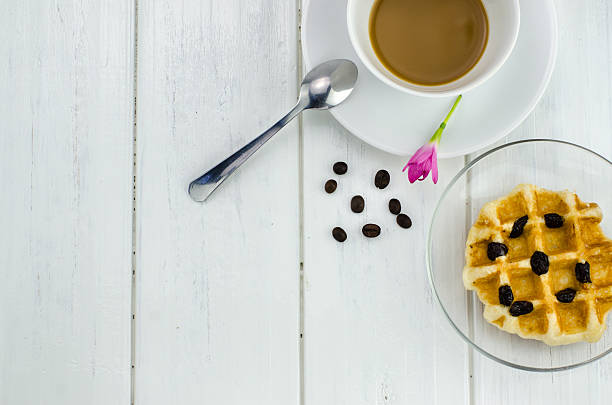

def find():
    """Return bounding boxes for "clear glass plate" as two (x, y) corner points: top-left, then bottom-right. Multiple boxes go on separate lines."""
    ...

(427, 139), (612, 371)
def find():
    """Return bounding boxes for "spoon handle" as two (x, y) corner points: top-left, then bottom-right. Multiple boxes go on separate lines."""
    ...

(188, 102), (305, 202)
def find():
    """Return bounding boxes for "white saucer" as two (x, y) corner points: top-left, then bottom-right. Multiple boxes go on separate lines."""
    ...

(301, 0), (558, 158)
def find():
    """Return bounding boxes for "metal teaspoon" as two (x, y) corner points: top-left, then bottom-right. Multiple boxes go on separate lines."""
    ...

(188, 59), (358, 202)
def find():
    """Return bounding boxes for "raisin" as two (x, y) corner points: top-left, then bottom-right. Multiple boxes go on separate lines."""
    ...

(498, 285), (514, 306)
(487, 242), (508, 261)
(332, 227), (347, 242)
(324, 179), (337, 194)
(575, 261), (592, 283)
(333, 162), (348, 175)
(509, 215), (528, 238)
(509, 301), (534, 317)
(530, 251), (549, 275)
(544, 213), (564, 228)
(555, 288), (577, 303)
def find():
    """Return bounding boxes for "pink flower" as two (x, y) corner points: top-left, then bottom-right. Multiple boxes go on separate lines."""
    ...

(402, 95), (462, 185)
(403, 141), (438, 183)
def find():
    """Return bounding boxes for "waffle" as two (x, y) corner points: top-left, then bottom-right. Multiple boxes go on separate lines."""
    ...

(463, 184), (612, 345)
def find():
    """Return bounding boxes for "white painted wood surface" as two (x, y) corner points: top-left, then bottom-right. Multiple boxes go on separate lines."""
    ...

(2, 0), (612, 404)
(134, 1), (300, 404)
(0, 1), (134, 404)
(302, 113), (468, 405)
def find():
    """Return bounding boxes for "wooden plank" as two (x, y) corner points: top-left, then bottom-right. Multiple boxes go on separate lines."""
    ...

(0, 1), (135, 403)
(470, 0), (612, 403)
(134, 1), (300, 403)
(301, 112), (468, 404)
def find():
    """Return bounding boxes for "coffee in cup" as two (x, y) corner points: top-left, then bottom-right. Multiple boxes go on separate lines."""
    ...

(369, 0), (488, 86)
(347, 0), (520, 97)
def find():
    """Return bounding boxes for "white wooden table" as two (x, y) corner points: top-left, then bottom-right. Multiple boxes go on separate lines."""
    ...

(2, 0), (612, 404)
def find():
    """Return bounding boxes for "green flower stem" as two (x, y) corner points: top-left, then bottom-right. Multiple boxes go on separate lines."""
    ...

(429, 95), (462, 144)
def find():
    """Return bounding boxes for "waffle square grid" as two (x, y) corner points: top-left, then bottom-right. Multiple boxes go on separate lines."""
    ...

(463, 184), (612, 345)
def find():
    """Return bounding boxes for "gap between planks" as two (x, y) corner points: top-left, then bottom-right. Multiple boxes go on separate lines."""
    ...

(296, 1), (306, 405)
(464, 154), (475, 405)
(130, 0), (139, 404)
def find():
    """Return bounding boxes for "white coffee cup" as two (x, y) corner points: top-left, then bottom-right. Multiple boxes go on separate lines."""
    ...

(347, 0), (520, 97)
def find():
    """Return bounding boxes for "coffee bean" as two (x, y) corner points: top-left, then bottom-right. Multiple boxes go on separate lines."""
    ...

(332, 227), (347, 242)
(362, 224), (381, 238)
(333, 161), (348, 175)
(509, 215), (528, 238)
(389, 198), (401, 215)
(530, 251), (549, 275)
(396, 214), (412, 229)
(374, 169), (390, 189)
(324, 179), (337, 194)
(575, 261), (592, 283)
(509, 301), (533, 316)
(544, 213), (564, 228)
(498, 285), (514, 306)
(351, 195), (365, 213)
(555, 288), (576, 303)
(487, 242), (508, 261)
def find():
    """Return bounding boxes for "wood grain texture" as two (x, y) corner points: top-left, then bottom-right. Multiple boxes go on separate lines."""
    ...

(134, 0), (300, 403)
(0, 1), (134, 404)
(469, 1), (612, 403)
(301, 113), (469, 405)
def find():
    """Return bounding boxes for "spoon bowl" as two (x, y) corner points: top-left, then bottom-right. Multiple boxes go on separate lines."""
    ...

(302, 59), (358, 109)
